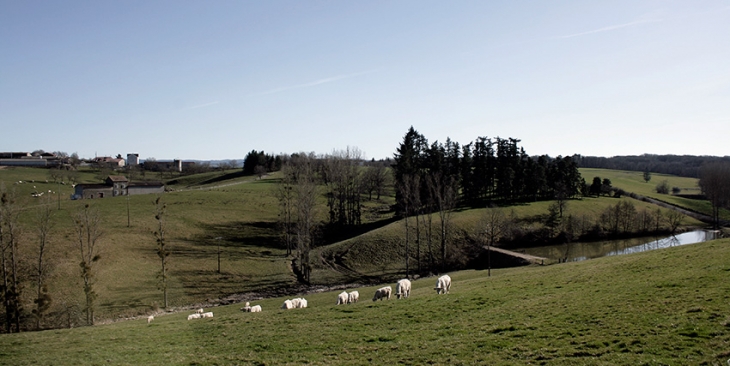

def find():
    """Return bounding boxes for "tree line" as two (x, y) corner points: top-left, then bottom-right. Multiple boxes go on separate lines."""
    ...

(393, 126), (584, 210)
(274, 149), (390, 284)
(576, 154), (730, 178)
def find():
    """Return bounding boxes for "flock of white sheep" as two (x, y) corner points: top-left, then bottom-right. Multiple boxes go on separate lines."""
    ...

(147, 274), (452, 323)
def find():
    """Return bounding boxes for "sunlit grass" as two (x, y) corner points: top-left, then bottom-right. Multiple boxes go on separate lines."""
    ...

(2, 238), (729, 365)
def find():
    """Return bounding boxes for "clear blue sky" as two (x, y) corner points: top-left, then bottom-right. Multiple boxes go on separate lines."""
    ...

(2, 1), (729, 161)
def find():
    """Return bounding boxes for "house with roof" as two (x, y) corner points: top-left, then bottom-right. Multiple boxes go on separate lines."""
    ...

(72, 176), (164, 199)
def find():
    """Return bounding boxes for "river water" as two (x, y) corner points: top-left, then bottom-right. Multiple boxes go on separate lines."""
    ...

(514, 230), (719, 263)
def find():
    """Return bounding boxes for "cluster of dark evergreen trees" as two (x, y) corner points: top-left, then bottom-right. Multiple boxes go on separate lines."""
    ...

(393, 127), (584, 211)
(242, 150), (282, 175)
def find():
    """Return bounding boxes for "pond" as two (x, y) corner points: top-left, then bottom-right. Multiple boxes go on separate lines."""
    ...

(514, 230), (720, 263)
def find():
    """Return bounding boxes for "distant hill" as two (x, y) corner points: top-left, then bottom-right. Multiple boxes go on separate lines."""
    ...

(575, 154), (730, 178)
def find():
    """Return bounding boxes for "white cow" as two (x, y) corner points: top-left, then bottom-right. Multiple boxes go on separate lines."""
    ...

(348, 291), (359, 304)
(187, 313), (201, 320)
(201, 312), (214, 318)
(336, 291), (349, 305)
(297, 298), (308, 308)
(195, 308), (204, 314)
(147, 315), (154, 324)
(250, 305), (262, 313)
(372, 286), (392, 301)
(396, 279), (412, 299)
(281, 299), (294, 310)
(434, 274), (451, 294)
(291, 298), (302, 308)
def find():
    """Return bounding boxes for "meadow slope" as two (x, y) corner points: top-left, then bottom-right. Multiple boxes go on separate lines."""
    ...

(1, 238), (729, 365)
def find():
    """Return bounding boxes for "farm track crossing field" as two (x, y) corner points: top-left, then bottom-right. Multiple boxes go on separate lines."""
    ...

(2, 238), (730, 365)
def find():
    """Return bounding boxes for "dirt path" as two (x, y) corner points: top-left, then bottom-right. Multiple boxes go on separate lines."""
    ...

(625, 192), (728, 227)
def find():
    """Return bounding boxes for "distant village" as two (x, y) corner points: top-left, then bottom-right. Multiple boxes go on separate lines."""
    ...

(0, 151), (202, 200)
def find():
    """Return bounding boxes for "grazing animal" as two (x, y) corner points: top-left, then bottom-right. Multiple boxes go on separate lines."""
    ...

(396, 279), (412, 299)
(196, 308), (204, 314)
(372, 286), (392, 301)
(147, 315), (154, 324)
(187, 313), (201, 320)
(348, 291), (359, 304)
(296, 298), (308, 308)
(201, 312), (214, 318)
(336, 291), (349, 305)
(250, 305), (262, 313)
(434, 274), (452, 294)
(291, 298), (302, 308)
(281, 299), (294, 310)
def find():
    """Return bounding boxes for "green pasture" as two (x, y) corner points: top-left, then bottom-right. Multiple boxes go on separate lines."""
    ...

(580, 168), (729, 221)
(0, 166), (719, 327)
(2, 238), (730, 365)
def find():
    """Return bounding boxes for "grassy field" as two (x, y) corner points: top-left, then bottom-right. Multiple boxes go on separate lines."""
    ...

(1, 238), (729, 365)
(0, 165), (715, 326)
(580, 168), (730, 221)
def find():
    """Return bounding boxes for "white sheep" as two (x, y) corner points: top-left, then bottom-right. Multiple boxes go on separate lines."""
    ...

(187, 313), (201, 320)
(196, 308), (204, 314)
(348, 291), (359, 304)
(295, 298), (307, 308)
(291, 298), (302, 308)
(281, 299), (294, 310)
(250, 305), (262, 313)
(372, 286), (392, 301)
(201, 312), (214, 318)
(396, 279), (411, 299)
(435, 274), (451, 294)
(336, 291), (349, 305)
(147, 315), (154, 324)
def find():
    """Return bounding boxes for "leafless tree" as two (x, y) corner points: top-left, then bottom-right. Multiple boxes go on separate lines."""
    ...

(282, 152), (320, 284)
(254, 165), (267, 180)
(397, 175), (414, 278)
(429, 173), (457, 272)
(407, 175), (423, 275)
(275, 165), (296, 256)
(362, 164), (389, 201)
(153, 196), (170, 308)
(320, 147), (363, 227)
(33, 196), (54, 330)
(479, 207), (508, 277)
(72, 204), (103, 326)
(1, 186), (23, 333)
(664, 209), (684, 234)
(699, 161), (730, 229)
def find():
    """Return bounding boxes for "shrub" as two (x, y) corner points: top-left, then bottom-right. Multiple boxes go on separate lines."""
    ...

(656, 180), (670, 194)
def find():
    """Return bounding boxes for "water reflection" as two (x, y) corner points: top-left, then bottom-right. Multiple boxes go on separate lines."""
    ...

(516, 230), (718, 263)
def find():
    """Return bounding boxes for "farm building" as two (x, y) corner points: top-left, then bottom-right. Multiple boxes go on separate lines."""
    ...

(73, 176), (164, 199)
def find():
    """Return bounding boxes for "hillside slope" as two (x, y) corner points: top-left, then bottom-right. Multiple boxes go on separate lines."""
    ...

(1, 238), (729, 364)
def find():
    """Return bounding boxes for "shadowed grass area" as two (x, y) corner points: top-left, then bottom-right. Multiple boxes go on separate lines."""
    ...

(2, 238), (729, 365)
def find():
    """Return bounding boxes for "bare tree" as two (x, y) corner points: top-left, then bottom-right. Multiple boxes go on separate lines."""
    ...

(33, 196), (54, 330)
(699, 162), (730, 229)
(397, 175), (413, 278)
(153, 196), (170, 308)
(287, 153), (319, 284)
(430, 173), (457, 272)
(254, 165), (267, 180)
(72, 204), (103, 326)
(275, 165), (296, 256)
(664, 209), (684, 234)
(479, 207), (507, 277)
(1, 186), (23, 333)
